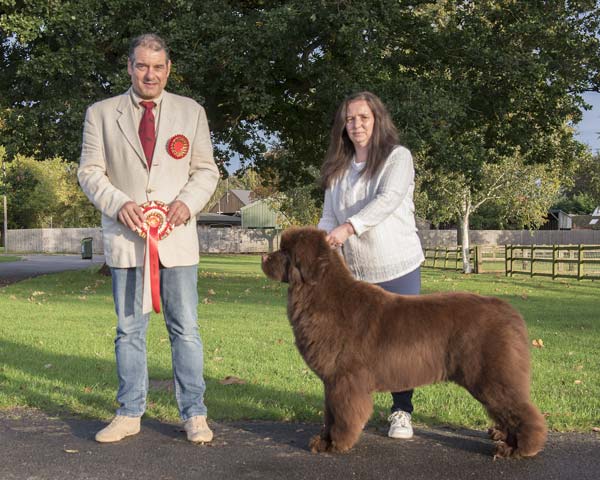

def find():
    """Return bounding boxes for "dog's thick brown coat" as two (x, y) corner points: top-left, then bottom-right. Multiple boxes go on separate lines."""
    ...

(261, 227), (547, 458)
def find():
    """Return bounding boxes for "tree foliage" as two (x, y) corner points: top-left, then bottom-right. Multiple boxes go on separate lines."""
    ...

(2, 1), (600, 244)
(0, 147), (100, 229)
(554, 151), (600, 212)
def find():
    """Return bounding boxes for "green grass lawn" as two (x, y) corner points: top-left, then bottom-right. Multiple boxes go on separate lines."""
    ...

(0, 255), (21, 263)
(0, 255), (598, 432)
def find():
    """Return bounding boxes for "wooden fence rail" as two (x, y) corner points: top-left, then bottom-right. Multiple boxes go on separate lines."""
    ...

(505, 244), (600, 280)
(424, 244), (600, 280)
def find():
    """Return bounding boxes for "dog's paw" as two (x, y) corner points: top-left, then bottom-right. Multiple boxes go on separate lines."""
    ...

(309, 435), (332, 453)
(329, 440), (352, 453)
(493, 441), (516, 460)
(488, 426), (507, 442)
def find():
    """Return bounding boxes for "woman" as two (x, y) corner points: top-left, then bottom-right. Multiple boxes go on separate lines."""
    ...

(317, 91), (424, 439)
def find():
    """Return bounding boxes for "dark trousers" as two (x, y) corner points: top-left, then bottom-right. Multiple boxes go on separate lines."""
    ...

(376, 267), (421, 414)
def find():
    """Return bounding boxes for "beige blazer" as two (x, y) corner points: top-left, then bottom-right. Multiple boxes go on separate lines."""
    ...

(78, 89), (220, 268)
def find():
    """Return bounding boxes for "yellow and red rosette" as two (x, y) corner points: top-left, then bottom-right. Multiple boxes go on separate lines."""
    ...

(167, 134), (190, 159)
(136, 200), (174, 313)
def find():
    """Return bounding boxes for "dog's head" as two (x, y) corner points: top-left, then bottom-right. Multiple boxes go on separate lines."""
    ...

(261, 227), (331, 285)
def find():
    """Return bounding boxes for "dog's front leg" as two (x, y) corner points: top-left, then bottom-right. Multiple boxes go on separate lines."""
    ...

(310, 378), (373, 453)
(309, 391), (334, 453)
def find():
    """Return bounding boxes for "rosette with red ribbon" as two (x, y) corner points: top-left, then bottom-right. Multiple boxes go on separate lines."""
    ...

(167, 134), (190, 159)
(136, 200), (174, 313)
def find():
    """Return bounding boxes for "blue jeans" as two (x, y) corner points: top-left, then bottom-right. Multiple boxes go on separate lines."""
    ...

(376, 267), (421, 414)
(110, 264), (206, 420)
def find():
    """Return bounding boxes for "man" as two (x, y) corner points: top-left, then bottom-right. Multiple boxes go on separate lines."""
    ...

(78, 33), (219, 443)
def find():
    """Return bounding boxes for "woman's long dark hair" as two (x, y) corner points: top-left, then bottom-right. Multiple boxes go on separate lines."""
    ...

(320, 91), (399, 190)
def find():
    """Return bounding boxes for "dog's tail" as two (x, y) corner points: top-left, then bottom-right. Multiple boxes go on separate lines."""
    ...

(513, 402), (548, 458)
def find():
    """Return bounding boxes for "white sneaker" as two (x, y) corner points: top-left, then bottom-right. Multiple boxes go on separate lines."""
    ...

(387, 411), (413, 439)
(95, 415), (141, 443)
(184, 415), (213, 443)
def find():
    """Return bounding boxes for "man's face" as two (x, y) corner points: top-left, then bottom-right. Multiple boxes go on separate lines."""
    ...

(127, 46), (171, 100)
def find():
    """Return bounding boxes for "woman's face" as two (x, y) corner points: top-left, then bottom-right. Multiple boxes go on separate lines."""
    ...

(345, 99), (375, 150)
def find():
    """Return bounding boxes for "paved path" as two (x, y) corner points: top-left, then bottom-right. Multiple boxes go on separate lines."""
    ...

(0, 254), (105, 285)
(0, 409), (598, 480)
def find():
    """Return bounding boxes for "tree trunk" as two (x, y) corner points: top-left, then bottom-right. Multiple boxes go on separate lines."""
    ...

(459, 195), (472, 274)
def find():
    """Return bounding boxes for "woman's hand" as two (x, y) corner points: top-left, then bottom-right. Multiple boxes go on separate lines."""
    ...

(325, 222), (355, 248)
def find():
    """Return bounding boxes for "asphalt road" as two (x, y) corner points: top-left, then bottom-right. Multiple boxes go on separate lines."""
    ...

(0, 254), (105, 285)
(1, 409), (599, 480)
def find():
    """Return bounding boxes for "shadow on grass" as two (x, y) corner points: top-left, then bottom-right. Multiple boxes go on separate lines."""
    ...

(0, 337), (324, 421)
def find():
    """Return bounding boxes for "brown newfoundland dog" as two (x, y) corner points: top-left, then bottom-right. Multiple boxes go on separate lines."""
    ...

(261, 227), (547, 458)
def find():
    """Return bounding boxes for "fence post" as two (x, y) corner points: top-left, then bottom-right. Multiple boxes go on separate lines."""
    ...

(455, 246), (460, 271)
(474, 246), (480, 274)
(578, 244), (583, 280)
(552, 244), (557, 280)
(530, 244), (534, 277)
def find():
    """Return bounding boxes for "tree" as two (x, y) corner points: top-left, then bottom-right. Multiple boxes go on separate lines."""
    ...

(419, 152), (563, 272)
(553, 151), (600, 213)
(2, 0), (600, 253)
(1, 152), (100, 229)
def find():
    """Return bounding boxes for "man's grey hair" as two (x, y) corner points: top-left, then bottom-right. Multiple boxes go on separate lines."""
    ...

(128, 33), (170, 63)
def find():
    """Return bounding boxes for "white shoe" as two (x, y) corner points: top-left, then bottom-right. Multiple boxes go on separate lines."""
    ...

(388, 411), (413, 439)
(95, 415), (141, 443)
(184, 415), (213, 443)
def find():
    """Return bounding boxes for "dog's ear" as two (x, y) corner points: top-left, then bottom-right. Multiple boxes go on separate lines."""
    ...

(288, 229), (329, 285)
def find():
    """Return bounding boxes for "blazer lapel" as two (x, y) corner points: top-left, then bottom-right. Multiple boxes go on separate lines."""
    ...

(116, 91), (146, 167)
(153, 91), (175, 168)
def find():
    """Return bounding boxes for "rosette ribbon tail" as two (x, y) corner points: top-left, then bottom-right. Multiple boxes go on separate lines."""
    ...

(149, 225), (161, 313)
(142, 226), (161, 314)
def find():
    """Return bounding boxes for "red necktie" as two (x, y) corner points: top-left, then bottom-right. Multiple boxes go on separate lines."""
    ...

(139, 101), (156, 168)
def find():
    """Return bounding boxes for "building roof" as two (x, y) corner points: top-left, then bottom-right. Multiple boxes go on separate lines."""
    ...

(197, 213), (241, 227)
(590, 206), (600, 228)
(229, 189), (253, 206)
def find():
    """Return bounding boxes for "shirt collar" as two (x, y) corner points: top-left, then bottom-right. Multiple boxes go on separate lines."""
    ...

(130, 88), (165, 109)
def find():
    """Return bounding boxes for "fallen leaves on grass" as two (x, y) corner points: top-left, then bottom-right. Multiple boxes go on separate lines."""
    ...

(220, 376), (246, 385)
(532, 339), (544, 348)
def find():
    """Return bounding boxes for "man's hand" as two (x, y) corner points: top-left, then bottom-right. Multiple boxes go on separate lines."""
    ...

(118, 201), (145, 231)
(167, 200), (191, 227)
(325, 222), (355, 248)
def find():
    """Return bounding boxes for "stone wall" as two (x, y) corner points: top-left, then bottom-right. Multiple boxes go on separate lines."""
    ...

(6, 226), (600, 254)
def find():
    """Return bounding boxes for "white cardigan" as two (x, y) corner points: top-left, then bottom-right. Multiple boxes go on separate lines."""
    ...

(318, 146), (424, 283)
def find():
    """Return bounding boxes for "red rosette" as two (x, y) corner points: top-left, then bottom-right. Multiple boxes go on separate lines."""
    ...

(135, 200), (174, 240)
(167, 134), (190, 159)
(136, 201), (174, 313)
